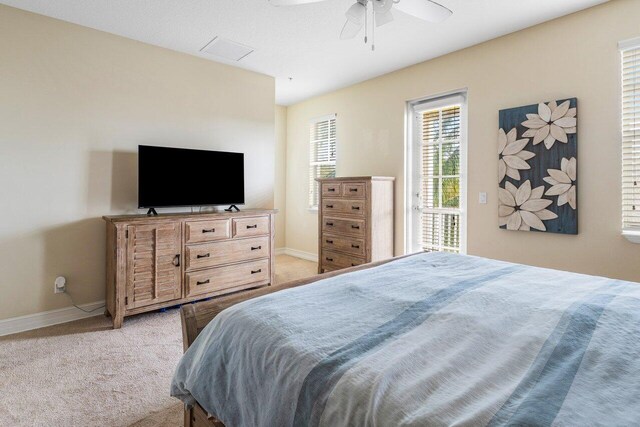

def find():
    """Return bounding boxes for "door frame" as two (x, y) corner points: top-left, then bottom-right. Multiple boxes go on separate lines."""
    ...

(404, 89), (469, 254)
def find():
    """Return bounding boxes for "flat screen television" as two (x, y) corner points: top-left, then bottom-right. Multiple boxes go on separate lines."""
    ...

(138, 145), (244, 213)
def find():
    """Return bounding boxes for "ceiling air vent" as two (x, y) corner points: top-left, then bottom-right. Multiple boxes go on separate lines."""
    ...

(200, 37), (254, 62)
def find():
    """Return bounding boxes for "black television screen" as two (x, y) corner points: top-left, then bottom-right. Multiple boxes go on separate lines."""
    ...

(138, 145), (244, 209)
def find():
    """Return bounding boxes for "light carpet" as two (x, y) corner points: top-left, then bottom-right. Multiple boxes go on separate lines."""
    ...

(0, 255), (317, 427)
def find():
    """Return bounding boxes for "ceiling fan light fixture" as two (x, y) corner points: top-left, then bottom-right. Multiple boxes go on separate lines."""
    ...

(373, 0), (393, 13)
(373, 0), (394, 27)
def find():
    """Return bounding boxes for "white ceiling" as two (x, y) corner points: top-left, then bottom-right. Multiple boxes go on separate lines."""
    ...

(1, 0), (608, 105)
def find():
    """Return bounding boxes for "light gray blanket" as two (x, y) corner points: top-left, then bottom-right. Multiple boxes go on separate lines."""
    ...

(171, 252), (640, 426)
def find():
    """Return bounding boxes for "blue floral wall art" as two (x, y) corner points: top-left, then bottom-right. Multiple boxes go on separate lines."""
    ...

(498, 98), (578, 234)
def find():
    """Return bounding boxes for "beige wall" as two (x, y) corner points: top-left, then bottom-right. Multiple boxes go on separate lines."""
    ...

(275, 105), (287, 248)
(286, 0), (640, 282)
(0, 5), (275, 320)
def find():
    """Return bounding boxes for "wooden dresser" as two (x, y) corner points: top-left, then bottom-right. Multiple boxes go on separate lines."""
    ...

(103, 210), (276, 328)
(316, 177), (394, 273)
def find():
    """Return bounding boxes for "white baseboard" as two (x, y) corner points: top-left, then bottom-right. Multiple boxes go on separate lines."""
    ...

(1, 249), (317, 337)
(0, 300), (105, 337)
(276, 247), (317, 262)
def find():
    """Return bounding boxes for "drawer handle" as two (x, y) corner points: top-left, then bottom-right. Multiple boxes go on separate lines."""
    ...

(202, 228), (216, 233)
(349, 188), (358, 192)
(352, 206), (360, 210)
(197, 253), (211, 259)
(173, 254), (180, 267)
(251, 269), (262, 274)
(326, 257), (334, 262)
(351, 244), (360, 249)
(326, 239), (334, 244)
(326, 222), (334, 226)
(328, 188), (336, 192)
(196, 279), (210, 286)
(351, 225), (360, 229)
(251, 246), (262, 251)
(351, 263), (358, 266)
(326, 205), (334, 209)
(246, 224), (258, 229)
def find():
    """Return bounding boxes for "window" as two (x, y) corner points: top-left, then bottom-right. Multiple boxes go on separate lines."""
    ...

(407, 93), (466, 253)
(620, 38), (640, 243)
(309, 114), (337, 209)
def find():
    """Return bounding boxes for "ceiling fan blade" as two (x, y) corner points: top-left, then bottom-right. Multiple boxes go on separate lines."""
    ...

(340, 19), (362, 40)
(376, 10), (394, 27)
(267, 0), (329, 6)
(345, 1), (366, 25)
(394, 0), (452, 23)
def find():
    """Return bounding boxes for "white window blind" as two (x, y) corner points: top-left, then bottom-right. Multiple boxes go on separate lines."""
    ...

(421, 104), (462, 252)
(621, 39), (640, 235)
(309, 114), (337, 208)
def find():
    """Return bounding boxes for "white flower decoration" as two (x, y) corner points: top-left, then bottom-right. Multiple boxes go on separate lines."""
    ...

(544, 157), (577, 210)
(498, 128), (534, 182)
(499, 180), (558, 231)
(521, 100), (577, 150)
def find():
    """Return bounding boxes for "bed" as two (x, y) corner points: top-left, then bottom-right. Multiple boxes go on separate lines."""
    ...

(171, 252), (640, 427)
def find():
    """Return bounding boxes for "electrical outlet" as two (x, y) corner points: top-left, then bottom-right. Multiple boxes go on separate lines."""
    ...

(54, 276), (66, 294)
(479, 192), (488, 204)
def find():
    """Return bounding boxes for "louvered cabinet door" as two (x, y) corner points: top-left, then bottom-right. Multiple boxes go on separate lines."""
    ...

(125, 222), (182, 309)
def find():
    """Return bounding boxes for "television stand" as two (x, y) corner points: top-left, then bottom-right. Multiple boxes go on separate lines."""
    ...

(102, 209), (277, 328)
(224, 205), (240, 212)
(146, 208), (158, 216)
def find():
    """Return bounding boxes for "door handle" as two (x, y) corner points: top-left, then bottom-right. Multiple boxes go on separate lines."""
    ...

(173, 254), (180, 267)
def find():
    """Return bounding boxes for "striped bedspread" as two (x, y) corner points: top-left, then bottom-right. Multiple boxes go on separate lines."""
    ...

(171, 252), (640, 426)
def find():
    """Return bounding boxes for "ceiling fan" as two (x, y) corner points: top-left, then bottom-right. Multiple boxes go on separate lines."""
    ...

(268, 0), (453, 50)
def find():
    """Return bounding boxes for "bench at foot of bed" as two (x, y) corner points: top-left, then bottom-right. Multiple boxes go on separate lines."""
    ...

(186, 403), (224, 427)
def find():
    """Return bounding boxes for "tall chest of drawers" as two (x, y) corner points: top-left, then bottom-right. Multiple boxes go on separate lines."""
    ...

(316, 177), (394, 273)
(103, 210), (276, 328)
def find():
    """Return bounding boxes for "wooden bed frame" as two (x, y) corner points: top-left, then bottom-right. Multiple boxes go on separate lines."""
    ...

(179, 255), (412, 427)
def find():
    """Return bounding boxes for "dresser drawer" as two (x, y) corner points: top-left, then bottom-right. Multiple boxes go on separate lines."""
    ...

(185, 219), (230, 244)
(342, 182), (366, 199)
(322, 216), (365, 237)
(185, 236), (270, 271)
(233, 216), (270, 238)
(322, 199), (365, 217)
(321, 250), (365, 271)
(186, 259), (270, 297)
(322, 234), (365, 257)
(321, 183), (342, 197)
